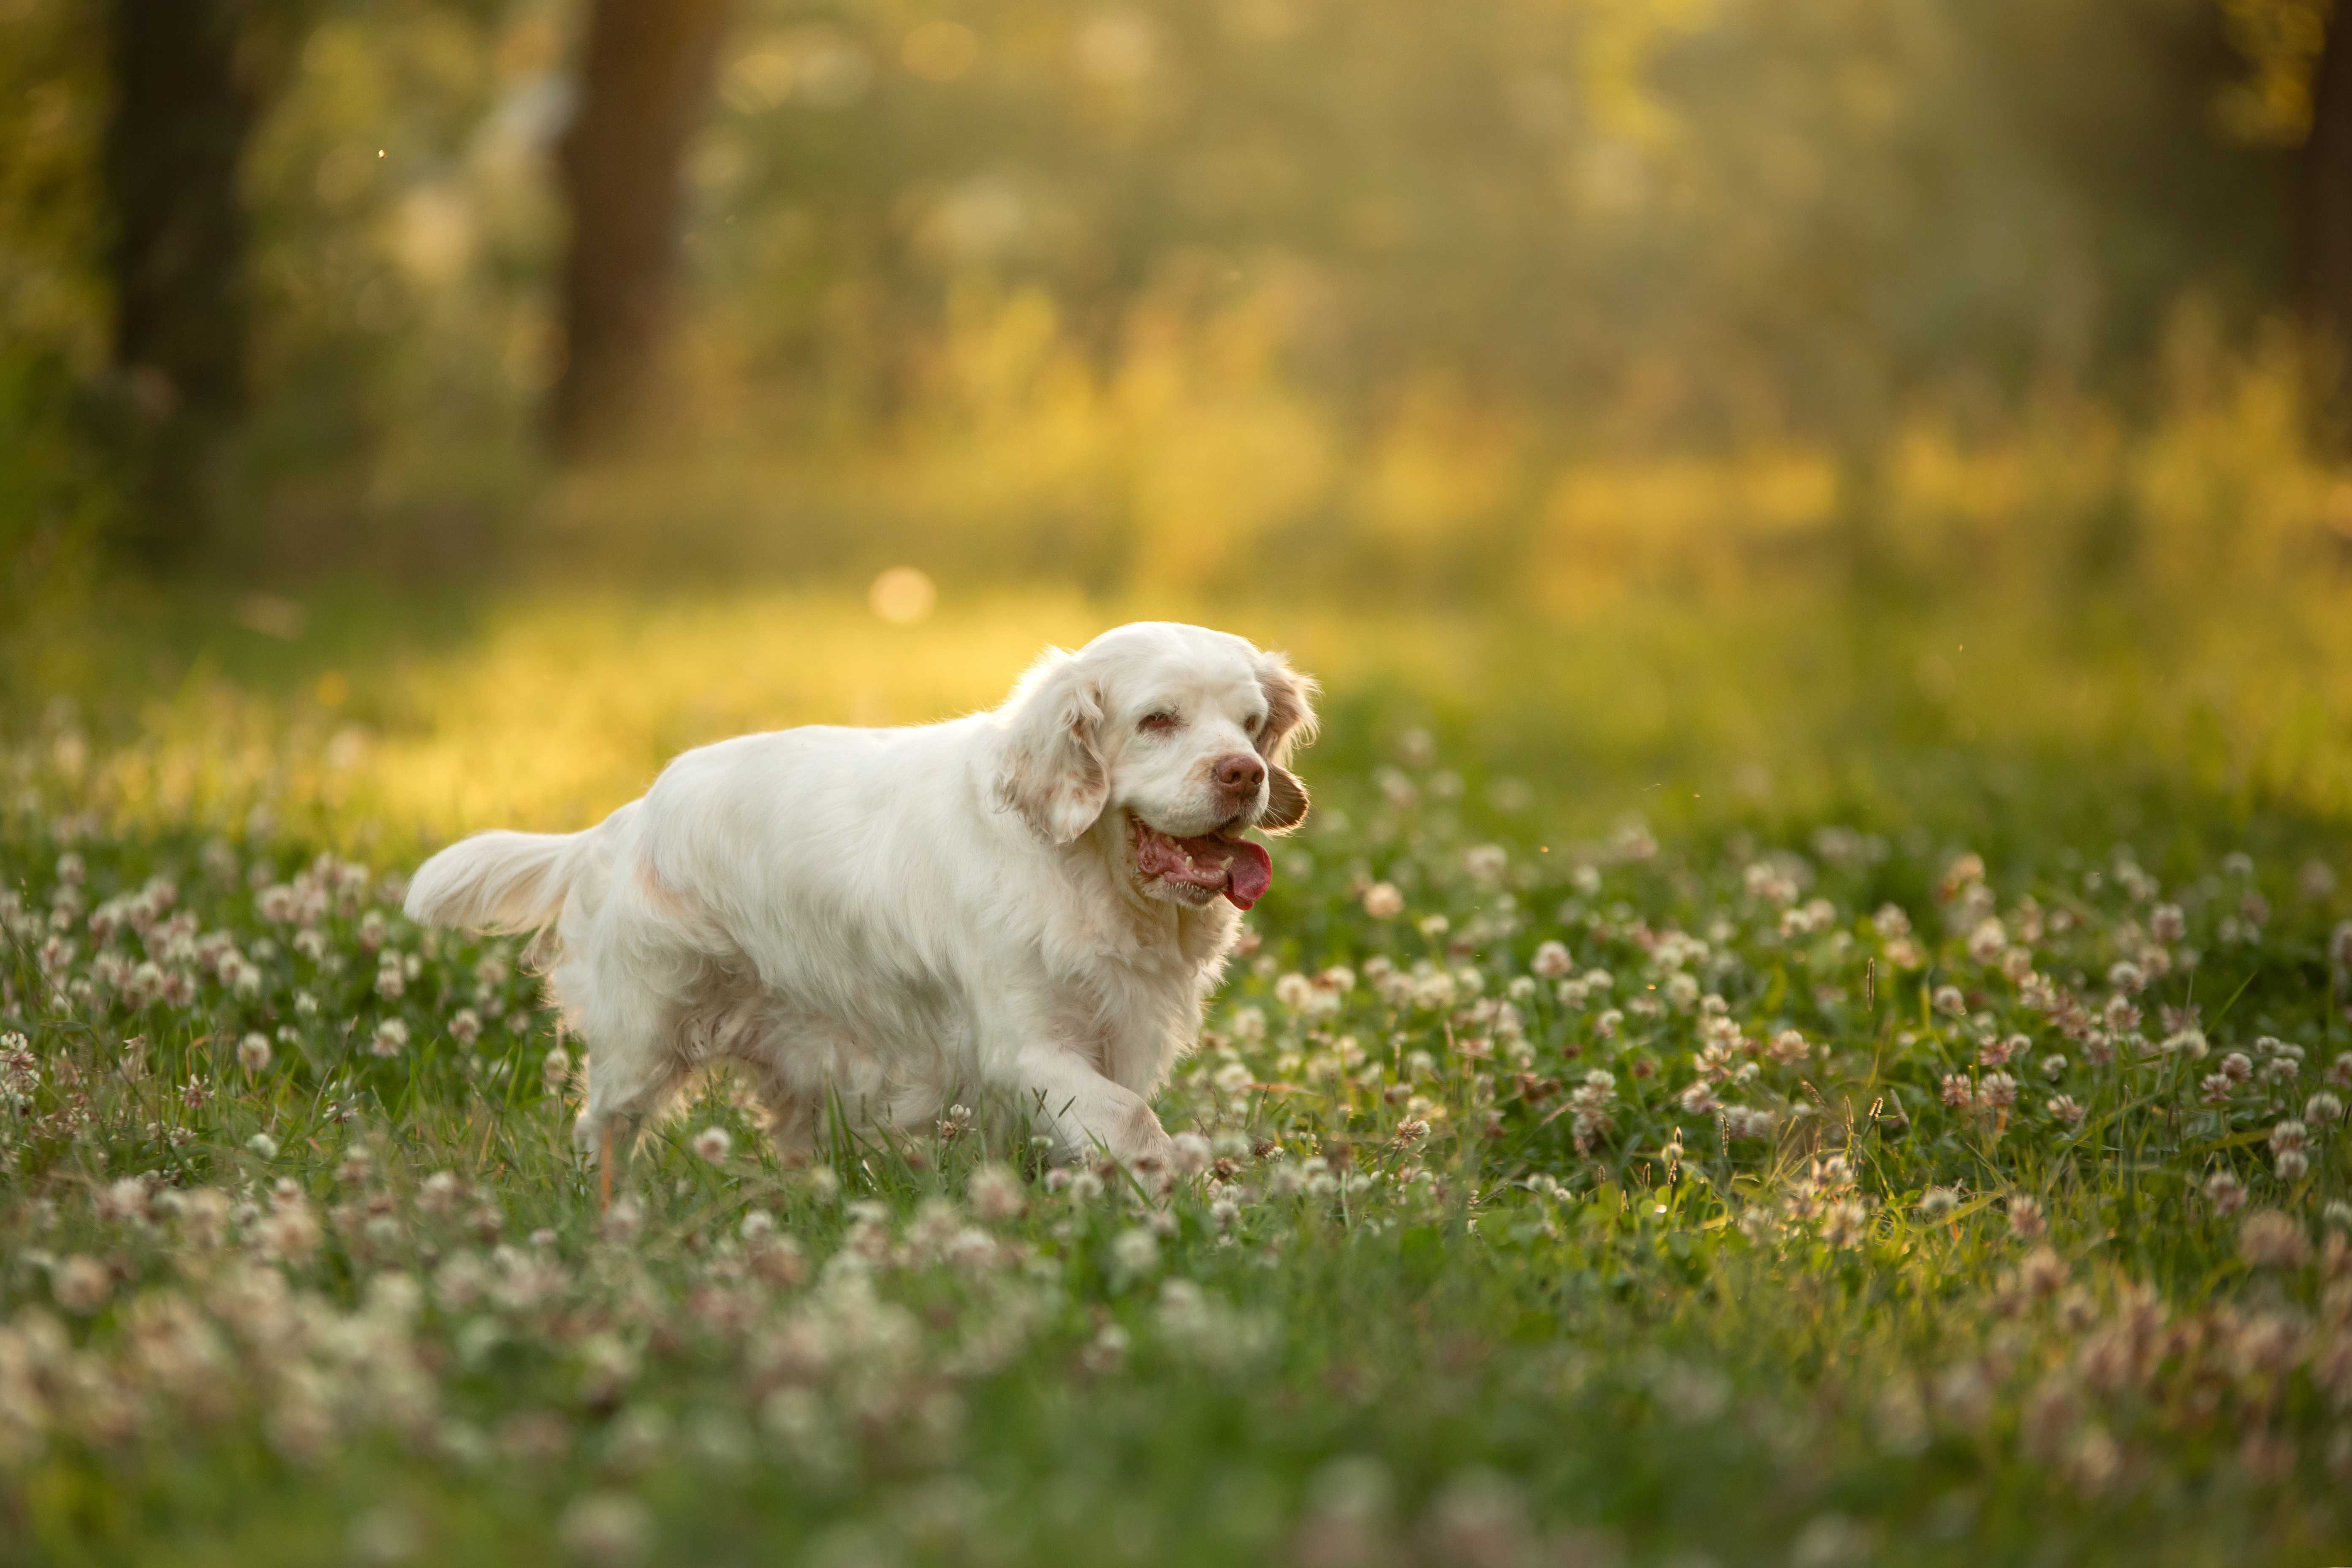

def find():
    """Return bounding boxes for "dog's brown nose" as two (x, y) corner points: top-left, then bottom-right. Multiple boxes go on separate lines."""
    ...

(1213, 753), (1266, 794)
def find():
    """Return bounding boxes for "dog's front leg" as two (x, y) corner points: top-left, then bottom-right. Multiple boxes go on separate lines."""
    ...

(1009, 1044), (1176, 1175)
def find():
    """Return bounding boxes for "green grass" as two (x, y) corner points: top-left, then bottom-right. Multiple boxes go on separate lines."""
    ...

(2, 584), (2350, 1567)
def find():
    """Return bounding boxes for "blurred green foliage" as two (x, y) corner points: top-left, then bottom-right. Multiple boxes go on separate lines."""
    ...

(0, 0), (2343, 595)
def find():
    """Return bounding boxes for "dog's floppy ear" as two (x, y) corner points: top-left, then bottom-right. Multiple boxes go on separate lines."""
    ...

(994, 649), (1109, 844)
(1254, 652), (1319, 835)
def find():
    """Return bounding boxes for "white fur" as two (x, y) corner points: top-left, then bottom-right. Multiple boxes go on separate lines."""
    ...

(404, 622), (1316, 1170)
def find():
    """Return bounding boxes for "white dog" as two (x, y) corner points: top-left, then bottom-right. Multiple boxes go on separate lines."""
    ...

(403, 622), (1314, 1179)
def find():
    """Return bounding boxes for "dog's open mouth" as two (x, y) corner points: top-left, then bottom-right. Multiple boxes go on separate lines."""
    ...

(1130, 818), (1273, 910)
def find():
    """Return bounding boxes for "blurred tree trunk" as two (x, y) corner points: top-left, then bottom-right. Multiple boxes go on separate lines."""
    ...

(549, 0), (732, 457)
(2308, 6), (2352, 375)
(102, 0), (259, 567)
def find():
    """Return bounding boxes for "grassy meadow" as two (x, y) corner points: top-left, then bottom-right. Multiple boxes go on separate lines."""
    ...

(3, 577), (2351, 1566)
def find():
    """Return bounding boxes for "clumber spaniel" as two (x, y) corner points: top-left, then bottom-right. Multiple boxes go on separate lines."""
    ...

(404, 622), (1315, 1181)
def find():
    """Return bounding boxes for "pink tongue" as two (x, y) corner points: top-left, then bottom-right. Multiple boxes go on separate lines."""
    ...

(1222, 839), (1272, 910)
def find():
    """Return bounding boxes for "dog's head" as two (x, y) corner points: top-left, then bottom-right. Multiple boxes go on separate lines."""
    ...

(994, 622), (1317, 910)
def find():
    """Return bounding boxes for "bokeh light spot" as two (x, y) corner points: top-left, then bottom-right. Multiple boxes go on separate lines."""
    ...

(869, 567), (938, 625)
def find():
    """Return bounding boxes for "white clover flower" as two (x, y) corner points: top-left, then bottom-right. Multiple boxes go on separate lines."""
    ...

(1530, 940), (1573, 978)
(1170, 1131), (1214, 1176)
(52, 1254), (110, 1315)
(1109, 1226), (1160, 1282)
(558, 1494), (652, 1567)
(2305, 1091), (2344, 1125)
(238, 1033), (272, 1074)
(1361, 882), (1404, 919)
(2238, 1210), (2310, 1270)
(691, 1126), (733, 1163)
(2205, 1170), (2248, 1215)
(967, 1163), (1026, 1221)
(369, 1018), (410, 1058)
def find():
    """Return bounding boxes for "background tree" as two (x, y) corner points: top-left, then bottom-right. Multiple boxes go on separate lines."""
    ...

(549, 0), (733, 457)
(102, 0), (260, 566)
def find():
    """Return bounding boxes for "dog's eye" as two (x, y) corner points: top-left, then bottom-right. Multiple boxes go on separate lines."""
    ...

(1138, 711), (1179, 733)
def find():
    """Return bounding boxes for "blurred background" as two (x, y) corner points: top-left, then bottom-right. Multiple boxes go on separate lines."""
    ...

(7, 0), (2352, 847)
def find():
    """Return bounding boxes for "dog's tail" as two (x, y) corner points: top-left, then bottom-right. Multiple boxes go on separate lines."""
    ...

(404, 829), (587, 934)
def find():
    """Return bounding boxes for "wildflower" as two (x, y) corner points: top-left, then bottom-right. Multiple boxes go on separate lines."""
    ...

(2205, 1170), (2248, 1215)
(968, 1163), (1026, 1221)
(2324, 1201), (2352, 1231)
(1678, 1082), (1721, 1116)
(1820, 1199), (1871, 1249)
(259, 1189), (323, 1262)
(1109, 1226), (1160, 1283)
(2149, 903), (2185, 943)
(1918, 1187), (1960, 1219)
(600, 1196), (644, 1244)
(1465, 844), (1508, 883)
(2045, 1095), (2085, 1126)
(1422, 1468), (1530, 1567)
(1162, 1130), (1213, 1177)
(449, 1008), (482, 1046)
(1066, 1170), (1104, 1204)
(691, 1126), (733, 1163)
(370, 1019), (409, 1058)
(238, 1032), (272, 1074)
(1530, 940), (1573, 978)
(1228, 1007), (1266, 1043)
(2108, 961), (2146, 994)
(2332, 920), (2352, 971)
(247, 1133), (280, 1160)
(1081, 1321), (1130, 1375)
(2332, 1052), (2352, 1090)
(1274, 972), (1315, 1012)
(1940, 1074), (1974, 1109)
(2238, 1210), (2310, 1270)
(1978, 1034), (2025, 1068)
(2007, 1195), (2045, 1239)
(1361, 882), (1403, 919)
(2018, 1247), (2067, 1296)
(2067, 1425), (2123, 1498)
(53, 1255), (111, 1315)
(1768, 1029), (1810, 1066)
(1966, 919), (2007, 966)
(2039, 1053), (2066, 1080)
(558, 1494), (653, 1566)
(2306, 1091), (2343, 1125)
(2272, 1120), (2309, 1156)
(1980, 1071), (2019, 1112)
(1932, 985), (1966, 1016)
